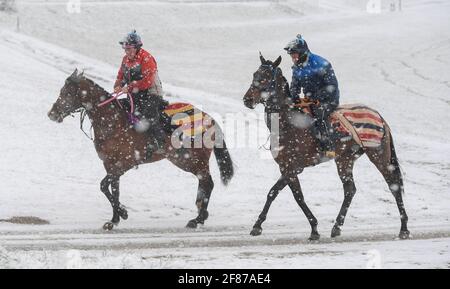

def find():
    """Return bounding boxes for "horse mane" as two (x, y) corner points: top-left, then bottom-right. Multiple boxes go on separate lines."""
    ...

(81, 76), (110, 95)
(281, 75), (291, 97)
(76, 76), (127, 118)
(66, 71), (110, 96)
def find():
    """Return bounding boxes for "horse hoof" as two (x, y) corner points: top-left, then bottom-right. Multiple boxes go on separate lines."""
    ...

(309, 232), (320, 241)
(186, 219), (198, 229)
(250, 227), (262, 236)
(399, 230), (410, 240)
(331, 226), (341, 238)
(103, 222), (115, 231)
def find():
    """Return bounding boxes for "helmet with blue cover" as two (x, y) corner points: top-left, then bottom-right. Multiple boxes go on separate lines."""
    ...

(284, 34), (310, 55)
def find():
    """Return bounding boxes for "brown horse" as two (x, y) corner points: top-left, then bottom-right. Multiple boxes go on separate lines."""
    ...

(48, 69), (234, 230)
(243, 55), (409, 240)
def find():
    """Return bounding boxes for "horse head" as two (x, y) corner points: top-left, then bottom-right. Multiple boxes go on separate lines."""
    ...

(243, 53), (285, 110)
(48, 69), (91, 123)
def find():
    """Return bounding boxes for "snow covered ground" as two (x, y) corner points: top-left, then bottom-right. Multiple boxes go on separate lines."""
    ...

(0, 0), (449, 268)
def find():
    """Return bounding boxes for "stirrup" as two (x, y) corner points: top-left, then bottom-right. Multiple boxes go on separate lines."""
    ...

(148, 143), (165, 155)
(152, 139), (166, 153)
(325, 151), (336, 158)
(145, 142), (164, 161)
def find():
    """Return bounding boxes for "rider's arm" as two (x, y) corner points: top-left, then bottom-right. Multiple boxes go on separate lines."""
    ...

(317, 63), (339, 105)
(128, 54), (157, 93)
(114, 59), (125, 91)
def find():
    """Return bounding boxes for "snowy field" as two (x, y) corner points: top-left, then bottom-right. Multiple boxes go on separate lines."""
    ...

(0, 0), (449, 268)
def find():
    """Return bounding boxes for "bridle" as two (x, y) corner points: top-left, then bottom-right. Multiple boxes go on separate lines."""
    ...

(249, 64), (280, 106)
(53, 79), (97, 141)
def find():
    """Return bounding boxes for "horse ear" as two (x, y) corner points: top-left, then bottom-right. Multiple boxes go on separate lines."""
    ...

(68, 68), (82, 83)
(273, 56), (282, 68)
(70, 69), (78, 78)
(259, 51), (266, 64)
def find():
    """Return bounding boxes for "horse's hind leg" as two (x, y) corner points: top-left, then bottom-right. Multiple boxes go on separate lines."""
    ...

(332, 152), (361, 238)
(167, 146), (215, 229)
(186, 171), (214, 229)
(365, 142), (410, 239)
(100, 174), (128, 231)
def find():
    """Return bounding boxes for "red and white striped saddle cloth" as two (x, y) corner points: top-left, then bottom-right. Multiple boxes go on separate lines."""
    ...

(295, 101), (386, 148)
(330, 104), (386, 148)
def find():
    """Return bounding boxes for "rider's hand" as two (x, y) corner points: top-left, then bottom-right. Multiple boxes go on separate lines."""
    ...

(121, 86), (129, 94)
(114, 86), (122, 94)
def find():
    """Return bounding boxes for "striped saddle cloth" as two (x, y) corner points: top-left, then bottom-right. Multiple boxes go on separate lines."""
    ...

(330, 104), (386, 148)
(118, 99), (212, 138)
(163, 102), (213, 137)
(294, 101), (386, 148)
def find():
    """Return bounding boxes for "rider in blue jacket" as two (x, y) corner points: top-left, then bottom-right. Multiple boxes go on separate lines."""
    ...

(285, 35), (340, 157)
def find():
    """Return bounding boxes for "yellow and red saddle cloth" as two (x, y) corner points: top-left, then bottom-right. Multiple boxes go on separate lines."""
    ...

(163, 102), (213, 137)
(294, 100), (386, 148)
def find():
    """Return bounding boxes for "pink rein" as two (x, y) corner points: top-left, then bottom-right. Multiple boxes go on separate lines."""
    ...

(97, 91), (138, 124)
(98, 91), (124, 107)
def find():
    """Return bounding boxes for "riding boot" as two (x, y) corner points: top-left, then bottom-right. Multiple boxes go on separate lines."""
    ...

(319, 119), (336, 158)
(142, 109), (166, 161)
(311, 120), (327, 151)
(311, 103), (337, 157)
(133, 91), (167, 160)
(148, 125), (166, 152)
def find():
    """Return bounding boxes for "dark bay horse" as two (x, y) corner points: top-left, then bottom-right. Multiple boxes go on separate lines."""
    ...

(243, 55), (409, 240)
(48, 69), (234, 230)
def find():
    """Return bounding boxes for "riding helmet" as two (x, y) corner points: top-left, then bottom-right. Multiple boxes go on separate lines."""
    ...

(119, 30), (143, 49)
(284, 34), (310, 55)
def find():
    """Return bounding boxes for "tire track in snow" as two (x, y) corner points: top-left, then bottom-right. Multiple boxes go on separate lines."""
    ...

(1, 226), (449, 251)
(372, 61), (450, 106)
(372, 62), (428, 98)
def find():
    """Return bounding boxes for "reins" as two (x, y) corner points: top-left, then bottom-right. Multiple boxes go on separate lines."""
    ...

(76, 90), (135, 142)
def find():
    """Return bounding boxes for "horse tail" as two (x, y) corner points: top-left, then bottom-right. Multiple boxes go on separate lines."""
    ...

(386, 125), (404, 194)
(213, 123), (234, 186)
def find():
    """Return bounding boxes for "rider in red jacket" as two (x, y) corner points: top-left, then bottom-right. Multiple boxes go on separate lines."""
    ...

(114, 43), (161, 95)
(114, 30), (167, 157)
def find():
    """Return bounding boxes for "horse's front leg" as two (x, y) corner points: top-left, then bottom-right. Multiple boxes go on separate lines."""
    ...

(100, 174), (128, 231)
(250, 176), (289, 236)
(288, 175), (320, 241)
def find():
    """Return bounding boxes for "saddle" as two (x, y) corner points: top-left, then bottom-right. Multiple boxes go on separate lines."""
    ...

(118, 98), (212, 138)
(292, 99), (386, 148)
(292, 97), (320, 115)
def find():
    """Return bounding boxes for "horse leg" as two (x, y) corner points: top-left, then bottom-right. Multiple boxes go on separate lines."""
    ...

(331, 156), (359, 238)
(186, 172), (214, 229)
(100, 174), (128, 231)
(287, 175), (320, 241)
(250, 176), (289, 236)
(366, 142), (410, 239)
